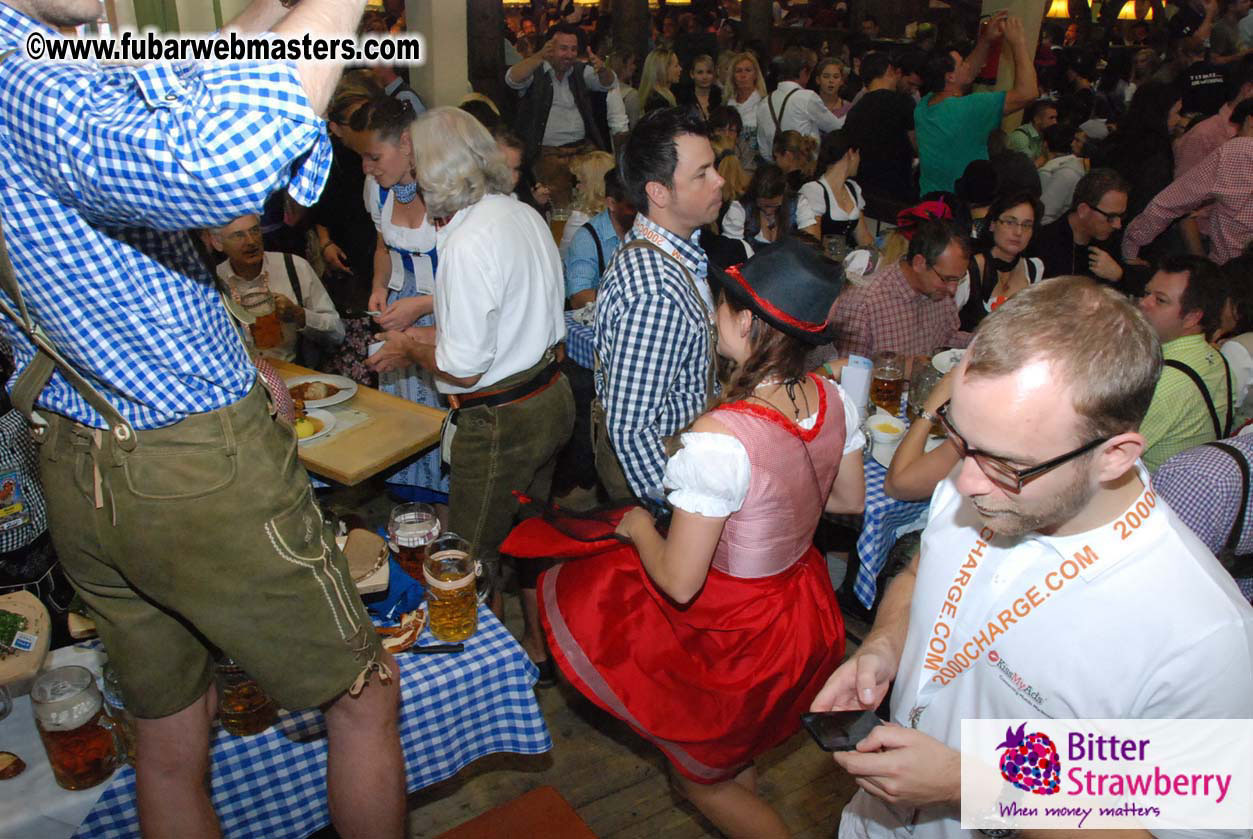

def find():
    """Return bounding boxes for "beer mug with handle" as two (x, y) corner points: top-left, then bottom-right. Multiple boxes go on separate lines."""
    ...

(31, 665), (125, 790)
(424, 533), (479, 642)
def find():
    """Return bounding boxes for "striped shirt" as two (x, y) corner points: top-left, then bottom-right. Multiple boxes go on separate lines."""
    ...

(0, 5), (331, 429)
(594, 215), (716, 498)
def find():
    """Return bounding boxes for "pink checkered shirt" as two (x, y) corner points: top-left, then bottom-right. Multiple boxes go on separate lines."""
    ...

(1171, 104), (1238, 238)
(1124, 136), (1253, 265)
(831, 263), (971, 358)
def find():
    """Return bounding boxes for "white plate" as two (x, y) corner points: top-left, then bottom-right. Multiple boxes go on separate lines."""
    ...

(296, 408), (335, 445)
(932, 349), (965, 375)
(871, 434), (945, 469)
(286, 374), (358, 408)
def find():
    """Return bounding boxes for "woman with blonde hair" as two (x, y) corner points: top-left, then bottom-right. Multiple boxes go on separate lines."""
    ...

(639, 48), (681, 113)
(772, 129), (817, 188)
(726, 52), (767, 156)
(712, 133), (751, 209)
(561, 150), (616, 254)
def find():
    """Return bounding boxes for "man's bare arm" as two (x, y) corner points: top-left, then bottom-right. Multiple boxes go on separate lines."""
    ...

(273, 0), (369, 114)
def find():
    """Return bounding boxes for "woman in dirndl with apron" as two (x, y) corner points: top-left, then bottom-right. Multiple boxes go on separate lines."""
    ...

(361, 97), (448, 505)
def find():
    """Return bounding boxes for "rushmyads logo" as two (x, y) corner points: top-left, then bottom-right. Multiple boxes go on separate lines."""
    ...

(961, 719), (1253, 830)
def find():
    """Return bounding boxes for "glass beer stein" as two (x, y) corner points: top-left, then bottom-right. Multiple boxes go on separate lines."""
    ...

(870, 351), (905, 416)
(240, 289), (282, 350)
(388, 502), (440, 581)
(423, 533), (479, 642)
(31, 666), (125, 790)
(215, 657), (277, 736)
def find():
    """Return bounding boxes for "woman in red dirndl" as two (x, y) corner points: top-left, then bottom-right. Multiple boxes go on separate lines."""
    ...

(505, 241), (865, 837)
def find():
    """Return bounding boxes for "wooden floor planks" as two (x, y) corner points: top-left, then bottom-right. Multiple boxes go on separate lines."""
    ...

(401, 596), (864, 838)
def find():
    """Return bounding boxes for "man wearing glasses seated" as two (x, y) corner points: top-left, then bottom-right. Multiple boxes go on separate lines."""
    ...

(812, 275), (1253, 839)
(829, 218), (972, 363)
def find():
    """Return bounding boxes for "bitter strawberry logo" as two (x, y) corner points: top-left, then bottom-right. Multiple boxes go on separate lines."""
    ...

(996, 722), (1061, 795)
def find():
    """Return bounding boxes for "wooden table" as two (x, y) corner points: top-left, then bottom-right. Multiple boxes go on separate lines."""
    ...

(271, 360), (445, 486)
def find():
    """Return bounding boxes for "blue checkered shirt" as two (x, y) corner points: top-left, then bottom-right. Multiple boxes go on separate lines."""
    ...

(593, 215), (716, 498)
(0, 6), (332, 429)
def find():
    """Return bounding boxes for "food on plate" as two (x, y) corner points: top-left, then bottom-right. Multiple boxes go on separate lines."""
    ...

(0, 608), (27, 658)
(871, 421), (901, 433)
(293, 417), (324, 439)
(289, 381), (340, 402)
(0, 752), (25, 780)
(376, 606), (428, 652)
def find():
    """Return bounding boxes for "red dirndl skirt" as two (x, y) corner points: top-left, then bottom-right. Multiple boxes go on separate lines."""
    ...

(502, 516), (845, 784)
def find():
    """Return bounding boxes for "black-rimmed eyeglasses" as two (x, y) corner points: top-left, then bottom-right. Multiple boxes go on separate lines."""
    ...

(1090, 206), (1125, 224)
(934, 401), (1110, 492)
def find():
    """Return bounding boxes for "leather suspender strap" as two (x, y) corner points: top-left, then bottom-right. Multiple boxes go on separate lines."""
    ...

(586, 224), (605, 277)
(0, 208), (137, 448)
(1204, 441), (1253, 578)
(1207, 442), (1250, 555)
(1164, 356), (1233, 439)
(604, 238), (718, 407)
(768, 88), (800, 135)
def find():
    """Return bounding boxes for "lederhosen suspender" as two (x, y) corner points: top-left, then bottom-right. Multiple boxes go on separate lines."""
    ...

(0, 52), (136, 450)
(595, 238), (718, 409)
(1164, 356), (1233, 439)
(1204, 441), (1253, 578)
(767, 88), (800, 138)
(586, 225), (605, 277)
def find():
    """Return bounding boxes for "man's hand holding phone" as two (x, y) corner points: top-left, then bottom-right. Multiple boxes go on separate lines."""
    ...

(809, 643), (895, 714)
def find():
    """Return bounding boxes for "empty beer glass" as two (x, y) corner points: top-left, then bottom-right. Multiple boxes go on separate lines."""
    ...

(388, 503), (440, 581)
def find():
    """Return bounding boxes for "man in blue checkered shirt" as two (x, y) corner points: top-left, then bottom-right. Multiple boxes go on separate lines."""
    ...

(0, 1), (404, 836)
(593, 108), (726, 500)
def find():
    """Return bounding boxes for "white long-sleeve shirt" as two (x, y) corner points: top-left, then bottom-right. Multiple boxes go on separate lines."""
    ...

(756, 81), (844, 157)
(218, 251), (344, 364)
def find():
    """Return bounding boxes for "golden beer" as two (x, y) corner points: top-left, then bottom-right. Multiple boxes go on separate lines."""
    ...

(424, 534), (478, 641)
(871, 374), (905, 416)
(31, 666), (123, 791)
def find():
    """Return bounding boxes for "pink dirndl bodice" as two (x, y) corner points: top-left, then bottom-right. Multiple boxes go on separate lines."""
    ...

(709, 375), (848, 578)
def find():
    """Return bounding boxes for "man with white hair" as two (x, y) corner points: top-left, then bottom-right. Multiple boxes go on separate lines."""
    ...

(368, 107), (573, 673)
(0, 0), (404, 836)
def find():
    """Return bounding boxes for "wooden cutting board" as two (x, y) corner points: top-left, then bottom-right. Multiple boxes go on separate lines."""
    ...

(0, 591), (50, 697)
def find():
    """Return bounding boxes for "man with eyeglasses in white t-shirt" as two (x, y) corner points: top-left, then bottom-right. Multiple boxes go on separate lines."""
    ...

(812, 275), (1253, 839)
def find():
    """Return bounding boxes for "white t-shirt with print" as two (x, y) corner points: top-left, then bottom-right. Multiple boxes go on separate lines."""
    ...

(840, 464), (1253, 839)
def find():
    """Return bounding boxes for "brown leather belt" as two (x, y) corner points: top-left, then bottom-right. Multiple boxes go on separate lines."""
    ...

(450, 361), (561, 411)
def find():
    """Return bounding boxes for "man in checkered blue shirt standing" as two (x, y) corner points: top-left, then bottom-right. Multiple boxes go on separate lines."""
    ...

(592, 108), (725, 501)
(0, 1), (404, 836)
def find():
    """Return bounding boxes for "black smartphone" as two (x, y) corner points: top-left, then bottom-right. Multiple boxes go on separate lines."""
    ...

(800, 710), (883, 751)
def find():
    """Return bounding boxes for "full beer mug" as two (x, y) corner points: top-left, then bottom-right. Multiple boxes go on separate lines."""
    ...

(31, 666), (125, 790)
(240, 289), (282, 350)
(423, 533), (479, 642)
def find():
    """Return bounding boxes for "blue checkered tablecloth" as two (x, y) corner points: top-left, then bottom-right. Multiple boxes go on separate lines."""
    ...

(850, 451), (930, 609)
(564, 311), (595, 370)
(73, 606), (550, 839)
